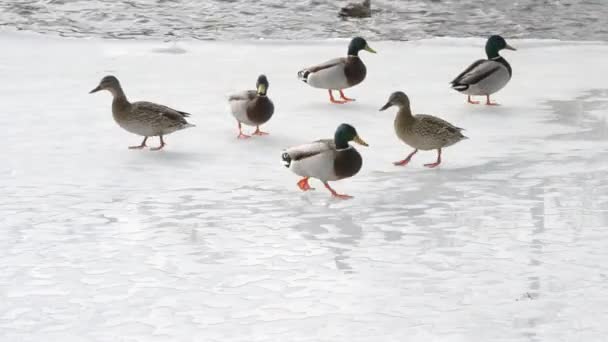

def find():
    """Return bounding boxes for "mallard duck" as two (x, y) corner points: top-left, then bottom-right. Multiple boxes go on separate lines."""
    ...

(297, 37), (376, 104)
(228, 75), (275, 139)
(90, 75), (194, 150)
(339, 0), (371, 18)
(282, 123), (368, 199)
(379, 91), (467, 168)
(451, 35), (516, 105)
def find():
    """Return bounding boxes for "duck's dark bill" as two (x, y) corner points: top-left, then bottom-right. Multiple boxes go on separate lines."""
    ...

(89, 86), (101, 93)
(379, 102), (392, 111)
(505, 44), (516, 51)
(353, 135), (369, 146)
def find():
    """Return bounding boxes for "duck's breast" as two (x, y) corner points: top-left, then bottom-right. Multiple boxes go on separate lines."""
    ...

(344, 57), (367, 87)
(333, 147), (362, 180)
(246, 96), (274, 125)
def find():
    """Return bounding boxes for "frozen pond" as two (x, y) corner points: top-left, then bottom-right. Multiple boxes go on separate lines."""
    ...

(1, 34), (608, 341)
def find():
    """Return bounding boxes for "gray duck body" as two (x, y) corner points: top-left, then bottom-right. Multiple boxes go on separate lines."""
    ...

(229, 90), (274, 126)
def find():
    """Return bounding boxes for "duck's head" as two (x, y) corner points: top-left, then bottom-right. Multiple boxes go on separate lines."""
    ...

(379, 91), (410, 111)
(348, 37), (376, 56)
(335, 123), (368, 149)
(90, 75), (121, 95)
(256, 74), (269, 96)
(486, 35), (516, 58)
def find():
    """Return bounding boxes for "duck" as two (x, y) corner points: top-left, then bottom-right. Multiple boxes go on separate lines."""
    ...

(339, 0), (371, 18)
(379, 91), (467, 168)
(90, 75), (194, 150)
(297, 37), (376, 104)
(282, 123), (368, 199)
(228, 75), (275, 139)
(451, 35), (516, 105)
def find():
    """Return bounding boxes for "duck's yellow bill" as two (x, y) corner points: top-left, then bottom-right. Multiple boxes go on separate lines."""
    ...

(353, 135), (368, 146)
(257, 84), (267, 94)
(364, 45), (377, 53)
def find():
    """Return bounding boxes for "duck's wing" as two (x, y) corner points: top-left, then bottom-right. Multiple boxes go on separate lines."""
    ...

(282, 139), (335, 167)
(298, 58), (346, 80)
(286, 139), (335, 161)
(415, 114), (466, 138)
(228, 90), (256, 102)
(451, 59), (502, 87)
(132, 101), (191, 125)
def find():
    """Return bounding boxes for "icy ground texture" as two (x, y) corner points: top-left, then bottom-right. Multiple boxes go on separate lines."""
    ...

(1, 34), (608, 341)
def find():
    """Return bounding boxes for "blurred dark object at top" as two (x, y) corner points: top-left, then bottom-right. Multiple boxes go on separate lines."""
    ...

(339, 0), (371, 19)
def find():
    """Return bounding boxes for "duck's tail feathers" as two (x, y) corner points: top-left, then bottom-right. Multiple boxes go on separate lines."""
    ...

(184, 123), (196, 129)
(451, 83), (469, 91)
(281, 152), (292, 168)
(297, 70), (310, 83)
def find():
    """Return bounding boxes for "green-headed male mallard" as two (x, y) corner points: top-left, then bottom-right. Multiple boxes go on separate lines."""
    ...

(228, 74), (275, 139)
(282, 123), (368, 199)
(451, 35), (516, 105)
(380, 91), (467, 168)
(90, 75), (194, 150)
(297, 37), (376, 104)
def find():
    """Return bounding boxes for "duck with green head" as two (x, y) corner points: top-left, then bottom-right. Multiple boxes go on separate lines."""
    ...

(380, 91), (467, 168)
(451, 35), (516, 105)
(89, 75), (194, 150)
(228, 75), (274, 139)
(282, 123), (368, 199)
(297, 37), (376, 104)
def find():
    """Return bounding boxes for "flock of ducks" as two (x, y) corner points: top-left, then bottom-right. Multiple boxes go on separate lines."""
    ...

(90, 35), (516, 199)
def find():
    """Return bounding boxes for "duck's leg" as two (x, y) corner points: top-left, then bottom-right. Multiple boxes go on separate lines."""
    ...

(253, 126), (269, 136)
(129, 136), (148, 149)
(424, 149), (442, 168)
(338, 89), (355, 102)
(323, 182), (352, 199)
(237, 122), (251, 139)
(329, 90), (347, 104)
(485, 95), (499, 106)
(297, 177), (314, 191)
(394, 149), (418, 166)
(150, 136), (166, 151)
(467, 95), (480, 104)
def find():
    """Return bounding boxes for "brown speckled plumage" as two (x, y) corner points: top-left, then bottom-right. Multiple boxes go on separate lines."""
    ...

(90, 75), (194, 150)
(380, 91), (466, 167)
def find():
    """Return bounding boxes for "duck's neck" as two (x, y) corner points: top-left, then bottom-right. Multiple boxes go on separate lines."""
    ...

(395, 105), (415, 126)
(485, 46), (502, 60)
(347, 46), (360, 57)
(334, 135), (351, 150)
(110, 86), (128, 101)
(486, 48), (512, 76)
(111, 86), (131, 112)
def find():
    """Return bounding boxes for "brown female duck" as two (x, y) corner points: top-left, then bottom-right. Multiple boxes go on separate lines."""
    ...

(90, 75), (194, 150)
(380, 91), (467, 168)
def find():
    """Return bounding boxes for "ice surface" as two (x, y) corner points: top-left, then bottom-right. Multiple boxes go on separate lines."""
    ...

(1, 33), (608, 341)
